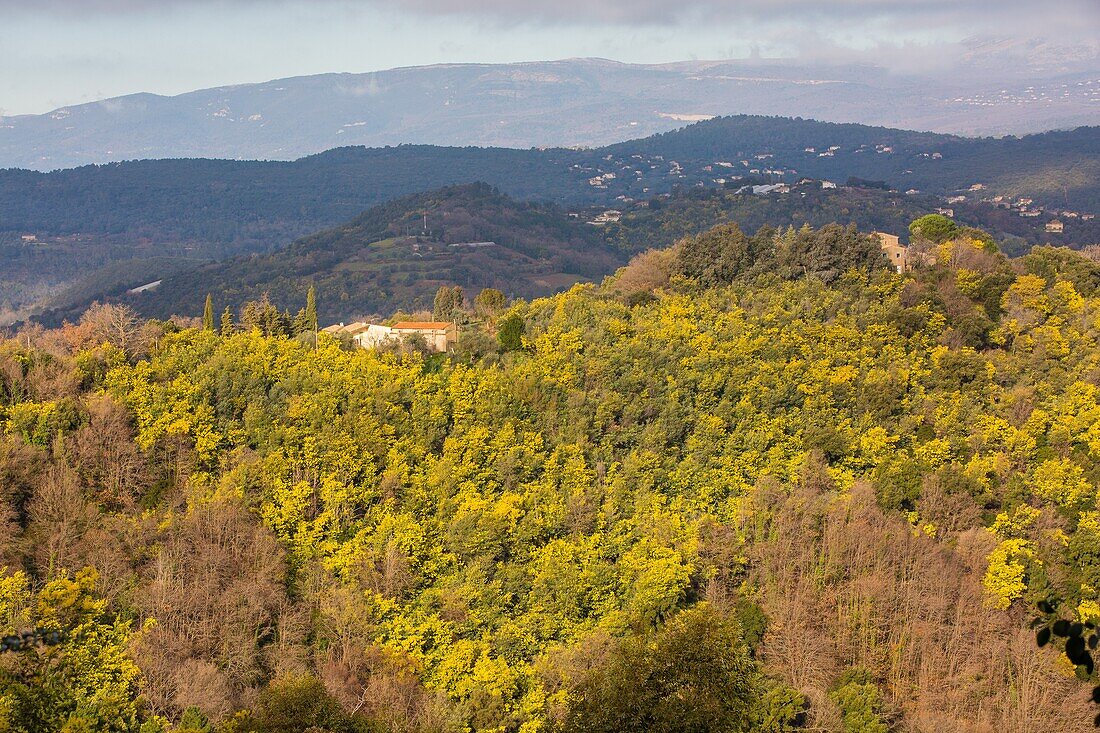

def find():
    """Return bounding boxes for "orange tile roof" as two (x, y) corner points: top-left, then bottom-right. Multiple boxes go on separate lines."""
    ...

(392, 321), (452, 330)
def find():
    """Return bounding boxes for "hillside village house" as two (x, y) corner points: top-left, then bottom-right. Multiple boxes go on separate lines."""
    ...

(1045, 219), (1064, 234)
(391, 322), (456, 352)
(322, 320), (457, 353)
(874, 231), (908, 273)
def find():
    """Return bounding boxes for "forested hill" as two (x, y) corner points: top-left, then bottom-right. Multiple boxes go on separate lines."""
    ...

(0, 146), (578, 255)
(102, 183), (620, 324)
(5, 116), (1098, 324)
(619, 117), (1100, 211)
(2, 117), (1097, 250)
(23, 182), (1099, 326)
(4, 222), (1100, 732)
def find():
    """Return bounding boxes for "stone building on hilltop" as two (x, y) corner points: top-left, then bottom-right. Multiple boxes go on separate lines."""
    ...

(322, 320), (457, 353)
(874, 231), (909, 273)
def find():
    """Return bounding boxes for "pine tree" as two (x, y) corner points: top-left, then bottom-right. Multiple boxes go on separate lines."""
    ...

(202, 294), (214, 331)
(293, 309), (311, 336)
(240, 300), (262, 332)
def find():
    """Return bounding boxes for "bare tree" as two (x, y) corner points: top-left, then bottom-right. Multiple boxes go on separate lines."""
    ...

(743, 479), (1096, 732)
(68, 395), (149, 510)
(66, 302), (146, 356)
(25, 462), (97, 577)
(133, 502), (295, 720)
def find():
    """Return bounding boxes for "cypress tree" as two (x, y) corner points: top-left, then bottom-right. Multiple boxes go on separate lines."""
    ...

(498, 313), (524, 351)
(305, 285), (318, 333)
(220, 306), (234, 335)
(433, 286), (454, 321)
(202, 294), (214, 331)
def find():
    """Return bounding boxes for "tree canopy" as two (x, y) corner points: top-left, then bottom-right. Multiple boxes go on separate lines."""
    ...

(2, 221), (1100, 731)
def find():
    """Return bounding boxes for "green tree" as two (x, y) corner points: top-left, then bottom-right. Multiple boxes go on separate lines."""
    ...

(177, 707), (211, 733)
(292, 309), (312, 336)
(675, 223), (755, 286)
(560, 605), (760, 733)
(0, 568), (154, 733)
(235, 674), (357, 733)
(220, 306), (234, 335)
(474, 288), (506, 324)
(433, 286), (465, 321)
(909, 214), (959, 244)
(239, 294), (287, 338)
(829, 668), (889, 733)
(239, 300), (262, 332)
(305, 285), (318, 333)
(202, 294), (214, 331)
(497, 313), (524, 351)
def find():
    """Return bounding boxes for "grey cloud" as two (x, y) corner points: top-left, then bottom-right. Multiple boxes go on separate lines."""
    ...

(5, 0), (1096, 23)
(394, 0), (994, 23)
(389, 0), (1100, 68)
(381, 0), (1098, 29)
(4, 0), (1096, 66)
(5, 0), (1097, 42)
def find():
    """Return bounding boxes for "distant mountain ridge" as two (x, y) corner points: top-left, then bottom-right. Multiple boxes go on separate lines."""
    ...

(2, 57), (1097, 170)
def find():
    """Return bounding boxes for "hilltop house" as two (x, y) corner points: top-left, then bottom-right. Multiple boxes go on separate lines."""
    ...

(874, 231), (908, 273)
(1045, 219), (1064, 234)
(322, 320), (457, 353)
(391, 322), (456, 352)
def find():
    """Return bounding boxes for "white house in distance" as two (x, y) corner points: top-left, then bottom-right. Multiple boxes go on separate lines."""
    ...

(322, 321), (457, 353)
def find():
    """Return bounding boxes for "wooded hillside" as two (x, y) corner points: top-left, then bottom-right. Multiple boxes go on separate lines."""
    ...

(2, 222), (1100, 731)
(5, 117), (1097, 326)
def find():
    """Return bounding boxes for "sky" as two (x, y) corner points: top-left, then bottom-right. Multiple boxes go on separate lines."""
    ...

(2, 0), (1098, 116)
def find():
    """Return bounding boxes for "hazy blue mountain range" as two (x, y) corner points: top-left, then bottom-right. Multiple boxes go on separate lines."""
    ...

(2, 57), (1097, 171)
